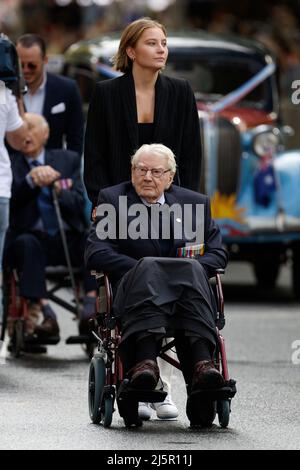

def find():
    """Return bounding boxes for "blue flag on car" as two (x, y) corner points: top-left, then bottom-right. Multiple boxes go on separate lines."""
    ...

(253, 162), (276, 207)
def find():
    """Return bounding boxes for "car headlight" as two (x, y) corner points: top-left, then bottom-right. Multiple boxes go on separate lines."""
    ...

(253, 131), (280, 157)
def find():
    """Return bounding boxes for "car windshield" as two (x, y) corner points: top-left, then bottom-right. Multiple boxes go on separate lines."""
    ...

(164, 54), (271, 110)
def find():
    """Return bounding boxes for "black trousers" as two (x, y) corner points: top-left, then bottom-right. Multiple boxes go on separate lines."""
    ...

(114, 257), (219, 390)
(4, 231), (96, 300)
(114, 257), (218, 346)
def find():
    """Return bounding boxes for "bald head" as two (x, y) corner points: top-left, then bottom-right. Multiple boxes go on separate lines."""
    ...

(25, 112), (49, 131)
(22, 113), (50, 157)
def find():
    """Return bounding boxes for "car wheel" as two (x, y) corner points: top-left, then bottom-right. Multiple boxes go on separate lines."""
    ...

(253, 255), (280, 289)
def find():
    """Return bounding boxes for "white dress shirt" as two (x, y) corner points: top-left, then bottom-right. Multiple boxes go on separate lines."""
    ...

(23, 73), (47, 115)
(140, 193), (166, 207)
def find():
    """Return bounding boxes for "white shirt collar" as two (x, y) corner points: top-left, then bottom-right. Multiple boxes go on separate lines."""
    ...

(140, 193), (165, 207)
(27, 149), (45, 166)
(28, 71), (47, 96)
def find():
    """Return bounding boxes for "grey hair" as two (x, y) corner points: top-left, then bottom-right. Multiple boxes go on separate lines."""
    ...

(131, 143), (177, 173)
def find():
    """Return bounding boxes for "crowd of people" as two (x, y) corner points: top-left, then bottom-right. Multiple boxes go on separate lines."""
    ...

(0, 18), (228, 428)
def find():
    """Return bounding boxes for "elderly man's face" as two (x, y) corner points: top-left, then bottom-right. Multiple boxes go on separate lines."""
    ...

(21, 113), (49, 157)
(132, 152), (174, 202)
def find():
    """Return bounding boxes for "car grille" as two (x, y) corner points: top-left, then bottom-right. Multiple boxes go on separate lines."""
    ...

(199, 116), (241, 196)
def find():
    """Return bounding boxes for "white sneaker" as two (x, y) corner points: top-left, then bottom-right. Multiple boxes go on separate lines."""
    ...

(138, 402), (152, 421)
(151, 394), (179, 420)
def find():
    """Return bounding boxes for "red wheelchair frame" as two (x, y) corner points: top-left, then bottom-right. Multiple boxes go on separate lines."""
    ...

(1, 267), (94, 358)
(88, 269), (236, 429)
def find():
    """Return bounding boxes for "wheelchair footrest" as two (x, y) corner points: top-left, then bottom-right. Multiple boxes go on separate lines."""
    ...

(24, 335), (60, 346)
(8, 341), (48, 354)
(119, 389), (168, 403)
(190, 379), (237, 401)
(118, 380), (167, 403)
(66, 335), (95, 345)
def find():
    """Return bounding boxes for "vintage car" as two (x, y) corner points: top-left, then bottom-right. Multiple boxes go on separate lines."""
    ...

(63, 31), (300, 297)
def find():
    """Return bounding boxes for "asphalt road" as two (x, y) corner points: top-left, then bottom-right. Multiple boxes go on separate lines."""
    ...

(1, 262), (300, 450)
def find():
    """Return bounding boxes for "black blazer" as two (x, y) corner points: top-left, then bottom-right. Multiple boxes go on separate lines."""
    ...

(84, 72), (202, 207)
(43, 73), (84, 155)
(8, 149), (87, 236)
(85, 182), (227, 285)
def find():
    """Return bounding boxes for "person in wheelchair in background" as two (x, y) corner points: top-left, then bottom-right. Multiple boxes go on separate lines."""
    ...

(85, 143), (228, 427)
(4, 113), (96, 346)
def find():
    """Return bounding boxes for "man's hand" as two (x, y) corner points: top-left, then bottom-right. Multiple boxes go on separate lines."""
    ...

(29, 165), (61, 188)
(92, 207), (97, 222)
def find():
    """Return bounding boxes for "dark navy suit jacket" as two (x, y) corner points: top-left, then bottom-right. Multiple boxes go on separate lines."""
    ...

(8, 149), (87, 237)
(43, 73), (84, 155)
(85, 182), (228, 285)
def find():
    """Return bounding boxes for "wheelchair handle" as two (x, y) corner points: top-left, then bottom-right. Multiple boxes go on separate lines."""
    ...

(215, 268), (225, 275)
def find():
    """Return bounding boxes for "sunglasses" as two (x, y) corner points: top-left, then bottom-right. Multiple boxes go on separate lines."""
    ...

(21, 62), (38, 70)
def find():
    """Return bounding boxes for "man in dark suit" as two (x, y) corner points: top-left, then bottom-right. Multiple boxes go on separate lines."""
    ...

(5, 113), (96, 342)
(85, 143), (228, 428)
(16, 34), (84, 155)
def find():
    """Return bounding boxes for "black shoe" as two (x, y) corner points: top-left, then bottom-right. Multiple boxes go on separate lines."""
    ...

(34, 318), (60, 340)
(129, 360), (160, 390)
(192, 360), (225, 391)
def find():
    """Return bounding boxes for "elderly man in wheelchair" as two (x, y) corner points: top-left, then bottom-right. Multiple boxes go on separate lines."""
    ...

(85, 143), (233, 428)
(3, 113), (96, 351)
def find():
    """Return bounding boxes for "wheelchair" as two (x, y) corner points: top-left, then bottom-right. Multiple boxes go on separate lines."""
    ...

(88, 268), (237, 429)
(0, 265), (96, 358)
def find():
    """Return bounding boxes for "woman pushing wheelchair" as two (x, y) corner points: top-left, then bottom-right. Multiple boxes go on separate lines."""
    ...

(85, 143), (229, 428)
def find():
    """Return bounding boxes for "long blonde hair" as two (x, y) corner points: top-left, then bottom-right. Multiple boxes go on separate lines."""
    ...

(112, 17), (167, 73)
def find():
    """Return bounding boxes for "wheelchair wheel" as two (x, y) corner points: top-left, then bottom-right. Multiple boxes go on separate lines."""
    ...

(101, 396), (113, 428)
(1, 276), (10, 342)
(13, 319), (25, 358)
(88, 356), (106, 424)
(0, 314), (7, 342)
(217, 399), (230, 428)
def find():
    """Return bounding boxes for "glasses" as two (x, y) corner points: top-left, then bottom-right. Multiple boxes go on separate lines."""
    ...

(21, 62), (38, 70)
(134, 167), (171, 178)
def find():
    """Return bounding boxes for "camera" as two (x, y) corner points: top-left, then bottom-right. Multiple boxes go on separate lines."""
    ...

(0, 33), (26, 97)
